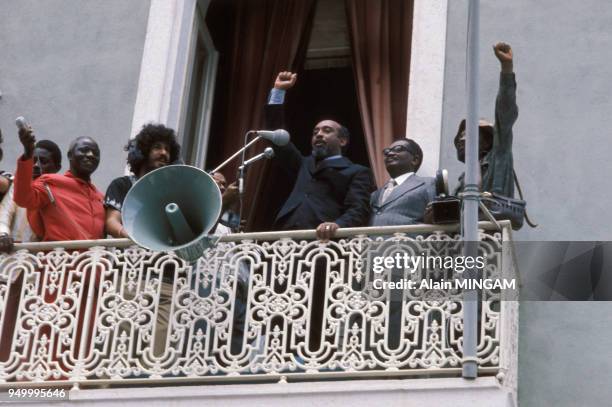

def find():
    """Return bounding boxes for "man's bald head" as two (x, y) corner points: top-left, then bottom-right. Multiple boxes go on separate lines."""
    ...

(68, 136), (100, 181)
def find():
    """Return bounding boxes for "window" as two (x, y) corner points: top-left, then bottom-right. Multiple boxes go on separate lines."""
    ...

(179, 4), (218, 166)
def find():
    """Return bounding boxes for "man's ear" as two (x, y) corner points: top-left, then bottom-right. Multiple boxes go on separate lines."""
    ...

(339, 136), (348, 147)
(411, 154), (422, 171)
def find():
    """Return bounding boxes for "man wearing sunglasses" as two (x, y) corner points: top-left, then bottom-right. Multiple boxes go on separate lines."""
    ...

(370, 139), (435, 226)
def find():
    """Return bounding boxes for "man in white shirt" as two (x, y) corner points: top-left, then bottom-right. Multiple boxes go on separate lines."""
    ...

(369, 139), (435, 226)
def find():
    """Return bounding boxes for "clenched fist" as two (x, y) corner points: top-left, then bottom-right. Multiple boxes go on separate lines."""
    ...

(493, 42), (513, 73)
(18, 126), (36, 159)
(274, 71), (297, 90)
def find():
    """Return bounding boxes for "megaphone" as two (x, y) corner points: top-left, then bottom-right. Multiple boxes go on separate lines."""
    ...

(122, 165), (222, 262)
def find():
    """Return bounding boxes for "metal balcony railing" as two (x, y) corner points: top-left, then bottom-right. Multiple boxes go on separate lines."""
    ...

(0, 222), (518, 389)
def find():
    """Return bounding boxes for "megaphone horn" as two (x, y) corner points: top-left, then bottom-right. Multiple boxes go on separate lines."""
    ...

(122, 165), (222, 262)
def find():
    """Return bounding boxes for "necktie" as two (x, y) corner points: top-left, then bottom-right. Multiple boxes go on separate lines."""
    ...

(381, 179), (397, 204)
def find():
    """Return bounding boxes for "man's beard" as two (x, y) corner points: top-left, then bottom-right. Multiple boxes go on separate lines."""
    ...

(312, 145), (330, 159)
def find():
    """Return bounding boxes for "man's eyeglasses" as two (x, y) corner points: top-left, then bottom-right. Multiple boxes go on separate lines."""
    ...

(382, 145), (412, 156)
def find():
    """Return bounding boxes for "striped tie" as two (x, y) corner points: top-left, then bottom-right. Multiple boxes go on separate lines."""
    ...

(381, 179), (397, 204)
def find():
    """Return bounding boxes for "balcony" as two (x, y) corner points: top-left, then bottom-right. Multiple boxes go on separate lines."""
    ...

(0, 222), (518, 406)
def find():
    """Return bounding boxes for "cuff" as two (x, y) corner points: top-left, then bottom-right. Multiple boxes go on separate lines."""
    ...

(268, 88), (286, 105)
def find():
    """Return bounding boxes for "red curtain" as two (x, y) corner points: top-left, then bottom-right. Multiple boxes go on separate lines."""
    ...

(345, 0), (414, 187)
(206, 0), (316, 230)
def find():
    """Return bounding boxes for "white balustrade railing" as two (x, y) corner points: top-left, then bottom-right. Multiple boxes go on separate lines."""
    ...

(0, 222), (518, 388)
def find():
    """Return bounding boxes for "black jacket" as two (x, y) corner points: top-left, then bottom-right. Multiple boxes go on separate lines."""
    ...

(265, 104), (375, 230)
(273, 142), (374, 229)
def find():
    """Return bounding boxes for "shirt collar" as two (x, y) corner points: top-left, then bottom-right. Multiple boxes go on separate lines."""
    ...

(392, 171), (414, 186)
(323, 154), (342, 162)
(65, 170), (93, 186)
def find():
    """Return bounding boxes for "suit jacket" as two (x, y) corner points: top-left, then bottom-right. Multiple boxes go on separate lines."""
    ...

(265, 102), (374, 229)
(369, 174), (435, 226)
(273, 142), (375, 229)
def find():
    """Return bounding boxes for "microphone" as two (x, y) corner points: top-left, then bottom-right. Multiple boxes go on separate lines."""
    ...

(211, 129), (288, 174)
(238, 147), (274, 195)
(241, 147), (275, 167)
(253, 129), (290, 146)
(15, 116), (29, 130)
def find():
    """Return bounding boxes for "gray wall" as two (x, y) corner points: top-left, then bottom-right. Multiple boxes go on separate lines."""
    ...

(0, 0), (150, 190)
(441, 0), (612, 242)
(442, 1), (612, 406)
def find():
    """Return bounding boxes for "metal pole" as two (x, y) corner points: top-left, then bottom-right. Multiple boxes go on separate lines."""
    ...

(462, 0), (480, 379)
(211, 135), (261, 174)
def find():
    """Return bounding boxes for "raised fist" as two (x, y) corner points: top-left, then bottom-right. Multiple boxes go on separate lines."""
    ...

(274, 71), (297, 90)
(18, 126), (36, 158)
(493, 42), (513, 62)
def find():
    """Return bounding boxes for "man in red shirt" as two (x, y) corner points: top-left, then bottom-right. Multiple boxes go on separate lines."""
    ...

(13, 127), (104, 241)
(11, 127), (105, 370)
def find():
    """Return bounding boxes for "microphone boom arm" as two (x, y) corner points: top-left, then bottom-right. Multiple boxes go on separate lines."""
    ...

(239, 147), (274, 169)
(211, 133), (261, 174)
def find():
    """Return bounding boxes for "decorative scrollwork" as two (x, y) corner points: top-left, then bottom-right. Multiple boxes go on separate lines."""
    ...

(0, 227), (514, 384)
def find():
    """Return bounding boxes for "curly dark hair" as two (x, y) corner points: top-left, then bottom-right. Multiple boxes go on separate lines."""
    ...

(125, 123), (180, 174)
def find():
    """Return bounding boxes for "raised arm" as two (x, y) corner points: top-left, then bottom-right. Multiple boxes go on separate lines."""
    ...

(13, 127), (51, 210)
(493, 42), (518, 152)
(265, 71), (297, 129)
(266, 71), (302, 177)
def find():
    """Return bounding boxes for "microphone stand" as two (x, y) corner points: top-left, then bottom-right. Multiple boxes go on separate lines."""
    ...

(211, 131), (259, 174)
(237, 130), (260, 232)
(213, 130), (280, 232)
(209, 131), (257, 232)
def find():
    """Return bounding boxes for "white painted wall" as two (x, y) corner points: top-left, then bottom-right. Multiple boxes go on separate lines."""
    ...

(406, 0), (448, 178)
(16, 377), (514, 407)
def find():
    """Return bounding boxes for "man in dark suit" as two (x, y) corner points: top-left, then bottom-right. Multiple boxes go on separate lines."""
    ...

(370, 138), (435, 226)
(267, 71), (375, 240)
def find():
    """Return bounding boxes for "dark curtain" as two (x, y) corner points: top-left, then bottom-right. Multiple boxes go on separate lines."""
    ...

(345, 0), (414, 187)
(206, 0), (316, 231)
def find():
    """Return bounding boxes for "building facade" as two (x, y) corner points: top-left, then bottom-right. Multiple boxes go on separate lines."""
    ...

(0, 0), (610, 406)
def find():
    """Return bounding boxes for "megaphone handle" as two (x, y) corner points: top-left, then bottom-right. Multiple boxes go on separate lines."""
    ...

(165, 203), (196, 243)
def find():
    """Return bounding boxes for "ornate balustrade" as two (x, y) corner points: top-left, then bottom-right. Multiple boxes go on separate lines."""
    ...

(0, 222), (518, 388)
